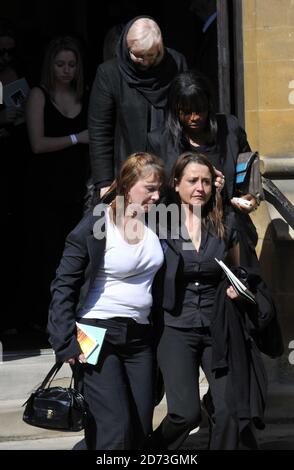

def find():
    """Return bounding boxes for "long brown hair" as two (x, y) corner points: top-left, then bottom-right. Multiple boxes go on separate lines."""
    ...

(104, 152), (165, 221)
(169, 152), (225, 239)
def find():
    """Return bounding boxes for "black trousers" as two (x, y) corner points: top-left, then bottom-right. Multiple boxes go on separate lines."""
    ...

(152, 326), (257, 450)
(78, 317), (155, 450)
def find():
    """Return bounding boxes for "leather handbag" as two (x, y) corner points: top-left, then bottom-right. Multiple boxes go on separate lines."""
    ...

(22, 362), (87, 431)
(235, 151), (264, 203)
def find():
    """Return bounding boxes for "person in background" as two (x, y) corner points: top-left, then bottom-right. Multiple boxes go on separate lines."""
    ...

(0, 18), (26, 127)
(189, 0), (218, 108)
(25, 35), (89, 329)
(147, 70), (260, 268)
(102, 23), (125, 62)
(88, 15), (187, 199)
(0, 18), (32, 336)
(47, 152), (165, 450)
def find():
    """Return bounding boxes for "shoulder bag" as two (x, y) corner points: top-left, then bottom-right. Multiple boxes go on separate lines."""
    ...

(22, 362), (87, 431)
(235, 151), (264, 203)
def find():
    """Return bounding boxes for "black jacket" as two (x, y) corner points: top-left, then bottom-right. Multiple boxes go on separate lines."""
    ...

(88, 49), (187, 188)
(47, 210), (107, 362)
(210, 271), (282, 432)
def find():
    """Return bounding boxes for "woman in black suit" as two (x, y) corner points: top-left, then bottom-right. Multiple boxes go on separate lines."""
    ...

(147, 71), (260, 267)
(147, 152), (269, 450)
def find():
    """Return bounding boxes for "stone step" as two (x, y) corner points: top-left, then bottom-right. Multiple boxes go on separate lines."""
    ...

(0, 398), (83, 441)
(0, 349), (76, 441)
(0, 391), (209, 444)
(3, 349), (293, 443)
(0, 349), (72, 401)
(265, 382), (294, 422)
(0, 423), (293, 450)
(0, 348), (209, 442)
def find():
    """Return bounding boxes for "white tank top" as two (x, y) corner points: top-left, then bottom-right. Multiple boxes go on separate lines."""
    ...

(78, 209), (164, 324)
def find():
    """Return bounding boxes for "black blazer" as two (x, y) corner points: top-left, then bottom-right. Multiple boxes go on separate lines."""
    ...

(47, 210), (107, 362)
(147, 113), (251, 199)
(88, 48), (187, 188)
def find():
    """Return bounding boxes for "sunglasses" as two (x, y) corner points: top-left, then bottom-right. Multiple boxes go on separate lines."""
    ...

(0, 47), (17, 57)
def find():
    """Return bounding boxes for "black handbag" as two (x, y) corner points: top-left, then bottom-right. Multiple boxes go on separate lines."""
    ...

(22, 362), (87, 431)
(235, 151), (264, 203)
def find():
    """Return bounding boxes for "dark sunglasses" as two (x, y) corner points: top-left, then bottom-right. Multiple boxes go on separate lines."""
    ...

(0, 47), (17, 57)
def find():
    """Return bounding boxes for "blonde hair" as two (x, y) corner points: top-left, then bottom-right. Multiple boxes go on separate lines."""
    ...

(41, 35), (84, 101)
(126, 18), (163, 52)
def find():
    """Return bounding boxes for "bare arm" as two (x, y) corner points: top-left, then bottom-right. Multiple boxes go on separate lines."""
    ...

(26, 87), (88, 154)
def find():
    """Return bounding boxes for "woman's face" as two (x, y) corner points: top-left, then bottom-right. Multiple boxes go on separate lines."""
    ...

(53, 49), (77, 84)
(179, 110), (208, 132)
(128, 171), (161, 212)
(175, 162), (212, 207)
(0, 36), (16, 71)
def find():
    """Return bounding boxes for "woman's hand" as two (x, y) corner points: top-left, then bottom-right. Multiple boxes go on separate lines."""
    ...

(76, 129), (89, 144)
(226, 285), (241, 300)
(214, 168), (225, 193)
(66, 353), (87, 366)
(0, 106), (24, 126)
(231, 193), (258, 214)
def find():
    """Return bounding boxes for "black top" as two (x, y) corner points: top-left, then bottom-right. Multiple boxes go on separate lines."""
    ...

(29, 87), (89, 204)
(161, 214), (238, 328)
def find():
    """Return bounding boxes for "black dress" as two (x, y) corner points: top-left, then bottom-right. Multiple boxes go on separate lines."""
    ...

(30, 86), (89, 204)
(24, 87), (89, 327)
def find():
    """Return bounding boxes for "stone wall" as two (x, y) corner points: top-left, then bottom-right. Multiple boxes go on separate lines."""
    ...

(242, 0), (294, 412)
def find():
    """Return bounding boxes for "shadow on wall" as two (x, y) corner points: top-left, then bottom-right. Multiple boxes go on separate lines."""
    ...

(258, 218), (294, 349)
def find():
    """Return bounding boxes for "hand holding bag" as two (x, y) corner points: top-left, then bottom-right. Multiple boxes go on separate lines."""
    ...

(22, 362), (87, 431)
(235, 151), (264, 203)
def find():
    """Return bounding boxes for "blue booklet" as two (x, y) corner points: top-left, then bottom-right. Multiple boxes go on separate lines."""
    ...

(76, 322), (107, 365)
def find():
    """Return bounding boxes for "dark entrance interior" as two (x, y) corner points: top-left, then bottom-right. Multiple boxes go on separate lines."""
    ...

(1, 0), (221, 90)
(2, 0), (240, 352)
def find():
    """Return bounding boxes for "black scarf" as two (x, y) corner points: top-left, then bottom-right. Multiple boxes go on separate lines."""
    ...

(117, 16), (181, 109)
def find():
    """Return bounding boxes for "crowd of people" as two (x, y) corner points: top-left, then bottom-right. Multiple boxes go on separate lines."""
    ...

(1, 10), (283, 451)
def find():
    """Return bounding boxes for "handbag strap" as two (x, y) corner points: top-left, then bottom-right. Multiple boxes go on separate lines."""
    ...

(39, 361), (77, 390)
(39, 362), (64, 389)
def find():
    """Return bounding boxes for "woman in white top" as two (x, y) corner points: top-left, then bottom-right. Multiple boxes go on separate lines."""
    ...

(47, 152), (165, 450)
